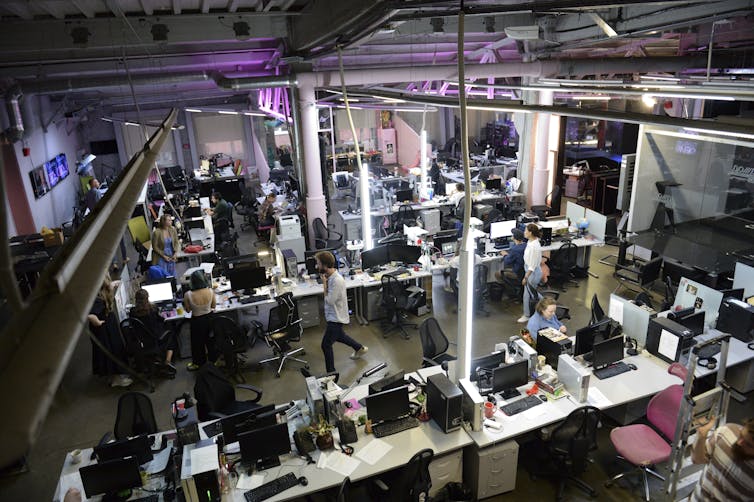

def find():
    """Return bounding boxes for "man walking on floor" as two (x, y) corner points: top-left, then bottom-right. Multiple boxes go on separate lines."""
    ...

(315, 250), (367, 372)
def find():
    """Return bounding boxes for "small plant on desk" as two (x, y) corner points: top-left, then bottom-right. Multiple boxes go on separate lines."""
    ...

(308, 415), (335, 450)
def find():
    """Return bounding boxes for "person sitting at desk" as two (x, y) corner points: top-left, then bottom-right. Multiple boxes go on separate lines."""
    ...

(183, 270), (217, 371)
(526, 297), (566, 341)
(151, 214), (179, 276)
(691, 416), (754, 502)
(206, 191), (232, 223)
(448, 183), (465, 207)
(129, 289), (178, 373)
(495, 228), (526, 285)
(87, 274), (132, 388)
(258, 192), (277, 226)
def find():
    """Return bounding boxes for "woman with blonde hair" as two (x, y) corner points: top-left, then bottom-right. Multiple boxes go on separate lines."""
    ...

(151, 213), (179, 276)
(87, 273), (132, 387)
(129, 288), (177, 371)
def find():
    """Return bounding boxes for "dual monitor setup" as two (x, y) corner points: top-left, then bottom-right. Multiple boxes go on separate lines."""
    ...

(361, 243), (422, 270)
(78, 435), (155, 498)
(225, 254), (271, 293)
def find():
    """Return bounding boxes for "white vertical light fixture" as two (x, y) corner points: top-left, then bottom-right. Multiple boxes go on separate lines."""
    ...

(420, 129), (428, 197)
(360, 163), (373, 250)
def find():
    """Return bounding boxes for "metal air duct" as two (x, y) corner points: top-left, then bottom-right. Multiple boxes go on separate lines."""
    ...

(4, 86), (24, 142)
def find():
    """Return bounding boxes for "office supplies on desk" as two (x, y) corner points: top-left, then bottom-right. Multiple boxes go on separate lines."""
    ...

(243, 472), (299, 502)
(500, 395), (542, 416)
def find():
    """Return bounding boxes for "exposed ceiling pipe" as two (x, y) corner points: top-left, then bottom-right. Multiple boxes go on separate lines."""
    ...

(19, 72), (214, 95)
(211, 74), (296, 90)
(3, 86), (24, 142)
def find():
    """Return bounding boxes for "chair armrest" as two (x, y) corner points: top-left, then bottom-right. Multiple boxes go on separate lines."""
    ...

(540, 289), (561, 300)
(422, 357), (440, 367)
(236, 384), (263, 402)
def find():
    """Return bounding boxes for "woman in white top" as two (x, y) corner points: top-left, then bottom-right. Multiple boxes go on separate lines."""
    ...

(520, 223), (543, 322)
(183, 270), (216, 370)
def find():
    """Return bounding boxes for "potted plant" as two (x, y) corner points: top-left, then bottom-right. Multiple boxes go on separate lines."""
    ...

(308, 415), (335, 450)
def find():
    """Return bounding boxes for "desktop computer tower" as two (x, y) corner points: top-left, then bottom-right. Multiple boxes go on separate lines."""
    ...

(646, 317), (695, 363)
(540, 227), (552, 246)
(535, 328), (572, 369)
(458, 378), (484, 432)
(420, 209), (441, 235)
(362, 285), (386, 321)
(558, 354), (590, 403)
(426, 373), (463, 433)
(716, 298), (754, 342)
(281, 248), (298, 278)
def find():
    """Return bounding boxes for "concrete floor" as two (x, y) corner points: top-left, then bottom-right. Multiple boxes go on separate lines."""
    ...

(2, 201), (750, 502)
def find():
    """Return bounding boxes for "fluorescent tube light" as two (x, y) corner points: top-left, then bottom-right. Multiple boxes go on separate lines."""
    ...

(218, 110), (240, 115)
(185, 108), (202, 113)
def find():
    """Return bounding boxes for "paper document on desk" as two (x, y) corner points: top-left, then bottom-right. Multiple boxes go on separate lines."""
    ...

(56, 471), (84, 502)
(354, 439), (392, 465)
(190, 443), (219, 475)
(521, 404), (548, 420)
(323, 451), (360, 477)
(237, 472), (266, 490)
(143, 442), (173, 474)
(587, 388), (612, 408)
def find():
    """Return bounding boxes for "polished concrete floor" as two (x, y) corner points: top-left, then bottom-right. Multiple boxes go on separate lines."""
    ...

(2, 204), (750, 502)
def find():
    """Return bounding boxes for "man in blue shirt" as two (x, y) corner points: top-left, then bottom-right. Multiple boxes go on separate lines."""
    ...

(527, 297), (567, 341)
(495, 228), (526, 292)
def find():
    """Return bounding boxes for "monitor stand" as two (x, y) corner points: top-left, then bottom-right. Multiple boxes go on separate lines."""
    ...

(499, 388), (521, 400)
(255, 455), (281, 471)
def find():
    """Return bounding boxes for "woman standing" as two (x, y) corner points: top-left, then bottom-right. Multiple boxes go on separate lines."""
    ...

(87, 273), (132, 387)
(151, 214), (179, 276)
(519, 223), (543, 323)
(183, 270), (216, 371)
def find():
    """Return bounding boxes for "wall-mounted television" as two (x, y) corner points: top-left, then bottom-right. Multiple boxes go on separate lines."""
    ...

(56, 153), (69, 180)
(45, 159), (60, 188)
(29, 166), (50, 198)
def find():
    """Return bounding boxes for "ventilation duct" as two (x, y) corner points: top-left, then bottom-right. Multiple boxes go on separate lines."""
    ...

(4, 86), (24, 142)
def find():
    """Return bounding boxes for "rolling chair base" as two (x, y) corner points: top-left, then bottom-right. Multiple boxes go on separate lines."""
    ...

(259, 347), (309, 377)
(605, 456), (664, 502)
(381, 313), (417, 340)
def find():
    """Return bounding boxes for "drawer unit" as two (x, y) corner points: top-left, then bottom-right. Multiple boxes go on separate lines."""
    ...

(296, 296), (320, 329)
(428, 449), (463, 496)
(464, 440), (518, 499)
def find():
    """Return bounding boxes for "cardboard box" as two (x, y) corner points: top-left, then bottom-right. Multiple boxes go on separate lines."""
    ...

(43, 228), (64, 247)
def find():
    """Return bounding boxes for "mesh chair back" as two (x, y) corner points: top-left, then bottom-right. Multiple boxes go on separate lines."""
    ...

(114, 392), (158, 440)
(419, 318), (449, 360)
(550, 406), (600, 473)
(559, 240), (578, 268)
(381, 274), (407, 310)
(212, 316), (247, 353)
(647, 384), (684, 441)
(394, 448), (434, 501)
(267, 293), (302, 342)
(591, 294), (605, 324)
(194, 363), (236, 420)
(336, 477), (352, 502)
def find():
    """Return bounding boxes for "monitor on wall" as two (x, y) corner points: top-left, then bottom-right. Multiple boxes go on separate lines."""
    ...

(45, 160), (60, 188)
(55, 153), (69, 180)
(29, 166), (50, 198)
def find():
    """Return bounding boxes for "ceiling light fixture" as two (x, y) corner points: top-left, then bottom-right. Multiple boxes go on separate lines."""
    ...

(218, 110), (240, 115)
(185, 108), (202, 113)
(151, 23), (169, 43)
(430, 17), (444, 33)
(70, 26), (91, 47)
(570, 96), (612, 101)
(233, 21), (250, 40)
(642, 94), (657, 107)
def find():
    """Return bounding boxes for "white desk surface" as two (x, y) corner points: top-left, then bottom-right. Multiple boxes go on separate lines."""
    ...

(686, 331), (754, 378)
(193, 167), (241, 182)
(540, 235), (604, 252)
(337, 208), (392, 222)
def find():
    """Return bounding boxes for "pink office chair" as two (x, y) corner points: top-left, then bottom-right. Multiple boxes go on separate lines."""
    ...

(606, 384), (683, 501)
(667, 362), (688, 381)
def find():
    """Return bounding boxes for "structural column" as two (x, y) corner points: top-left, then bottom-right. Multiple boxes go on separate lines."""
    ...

(298, 74), (327, 247)
(530, 89), (554, 206)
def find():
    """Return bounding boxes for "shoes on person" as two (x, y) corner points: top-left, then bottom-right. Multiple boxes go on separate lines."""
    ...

(350, 346), (369, 359)
(165, 362), (177, 373)
(110, 374), (133, 388)
(443, 285), (454, 293)
(300, 367), (312, 378)
(187, 362), (200, 371)
(214, 359), (226, 368)
(517, 316), (530, 323)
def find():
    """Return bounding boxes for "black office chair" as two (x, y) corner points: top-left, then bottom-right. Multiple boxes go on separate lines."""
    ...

(527, 284), (571, 322)
(531, 184), (561, 219)
(391, 205), (417, 233)
(165, 165), (188, 191)
(659, 275), (675, 311)
(482, 208), (503, 234)
(474, 263), (490, 316)
(120, 318), (176, 386)
(372, 448), (434, 501)
(547, 240), (579, 291)
(234, 189), (259, 231)
(314, 217), (344, 251)
(590, 294), (606, 325)
(614, 256), (663, 295)
(545, 406), (601, 501)
(380, 274), (418, 339)
(419, 318), (456, 368)
(114, 392), (158, 440)
(211, 316), (249, 383)
(258, 293), (308, 377)
(193, 363), (264, 421)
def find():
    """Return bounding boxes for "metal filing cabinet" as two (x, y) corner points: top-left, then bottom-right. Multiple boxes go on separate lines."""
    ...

(296, 296), (320, 329)
(464, 440), (519, 499)
(428, 450), (463, 497)
(362, 285), (385, 321)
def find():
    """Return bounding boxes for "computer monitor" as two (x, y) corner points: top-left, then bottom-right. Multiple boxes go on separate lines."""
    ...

(492, 360), (529, 399)
(469, 351), (507, 382)
(440, 241), (457, 256)
(361, 245), (390, 269)
(184, 205), (202, 218)
(141, 280), (174, 304)
(238, 422), (291, 471)
(368, 370), (406, 395)
(228, 265), (270, 292)
(94, 435), (153, 465)
(365, 385), (410, 423)
(719, 288), (745, 301)
(433, 232), (459, 252)
(485, 177), (502, 191)
(221, 404), (276, 444)
(396, 189), (413, 202)
(79, 457), (142, 498)
(676, 310), (706, 336)
(388, 244), (421, 264)
(225, 253), (260, 270)
(489, 220), (517, 240)
(573, 318), (612, 357)
(45, 159), (60, 188)
(592, 335), (625, 369)
(56, 153), (69, 179)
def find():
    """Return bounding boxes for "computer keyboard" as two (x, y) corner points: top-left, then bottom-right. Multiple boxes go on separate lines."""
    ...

(392, 267), (411, 276)
(241, 294), (270, 304)
(500, 395), (542, 416)
(201, 420), (222, 438)
(372, 416), (420, 438)
(593, 361), (631, 380)
(244, 472), (299, 502)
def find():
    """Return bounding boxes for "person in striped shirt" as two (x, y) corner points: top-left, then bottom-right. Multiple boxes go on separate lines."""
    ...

(690, 416), (754, 501)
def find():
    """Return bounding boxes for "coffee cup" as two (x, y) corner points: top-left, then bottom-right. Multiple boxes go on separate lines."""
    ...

(70, 449), (82, 464)
(483, 401), (497, 419)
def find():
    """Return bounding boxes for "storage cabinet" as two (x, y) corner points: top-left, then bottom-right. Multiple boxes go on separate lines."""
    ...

(464, 440), (519, 499)
(296, 296), (320, 329)
(428, 449), (463, 496)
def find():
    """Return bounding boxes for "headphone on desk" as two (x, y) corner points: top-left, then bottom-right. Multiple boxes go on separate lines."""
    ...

(625, 337), (638, 356)
(698, 355), (718, 370)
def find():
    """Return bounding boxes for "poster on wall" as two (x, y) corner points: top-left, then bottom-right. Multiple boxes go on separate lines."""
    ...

(29, 166), (50, 198)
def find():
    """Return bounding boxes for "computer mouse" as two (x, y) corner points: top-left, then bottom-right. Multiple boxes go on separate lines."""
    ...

(299, 476), (309, 486)
(539, 394), (547, 402)
(627, 363), (638, 370)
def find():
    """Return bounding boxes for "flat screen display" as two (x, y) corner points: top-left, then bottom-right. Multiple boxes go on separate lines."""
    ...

(56, 153), (69, 179)
(45, 160), (60, 188)
(490, 220), (517, 239)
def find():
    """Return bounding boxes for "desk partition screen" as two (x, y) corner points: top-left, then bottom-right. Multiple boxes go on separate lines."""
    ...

(609, 294), (652, 349)
(674, 277), (724, 328)
(566, 201), (586, 226)
(584, 208), (607, 241)
(733, 262), (754, 299)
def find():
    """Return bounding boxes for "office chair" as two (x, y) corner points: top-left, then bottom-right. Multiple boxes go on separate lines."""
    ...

(164, 165), (187, 191)
(113, 392), (158, 440)
(211, 316), (249, 383)
(660, 276), (676, 312)
(474, 263), (491, 316)
(531, 184), (561, 219)
(391, 205), (417, 233)
(120, 318), (176, 386)
(372, 448), (434, 501)
(380, 274), (419, 339)
(234, 189), (259, 231)
(526, 284), (570, 322)
(258, 293), (308, 377)
(545, 406), (601, 501)
(606, 384), (683, 501)
(193, 363), (264, 421)
(314, 217), (344, 251)
(419, 317), (456, 368)
(613, 256), (663, 295)
(482, 208), (503, 234)
(590, 294), (606, 325)
(547, 240), (579, 291)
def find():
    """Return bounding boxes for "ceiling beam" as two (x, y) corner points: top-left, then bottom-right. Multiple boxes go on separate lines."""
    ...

(70, 0), (94, 18)
(201, 0), (211, 14)
(280, 0), (297, 10)
(38, 1), (65, 20)
(139, 0), (154, 16)
(228, 0), (240, 13)
(467, 36), (517, 60)
(173, 0), (182, 15)
(588, 12), (618, 37)
(262, 0), (277, 12)
(104, 0), (121, 16)
(2, 2), (33, 20)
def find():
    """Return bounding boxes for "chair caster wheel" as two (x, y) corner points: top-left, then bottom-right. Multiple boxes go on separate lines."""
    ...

(275, 373), (281, 378)
(604, 481), (613, 488)
(304, 365), (310, 369)
(300, 350), (306, 355)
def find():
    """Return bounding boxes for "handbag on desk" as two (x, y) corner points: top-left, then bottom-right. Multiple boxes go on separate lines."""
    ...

(184, 244), (203, 254)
